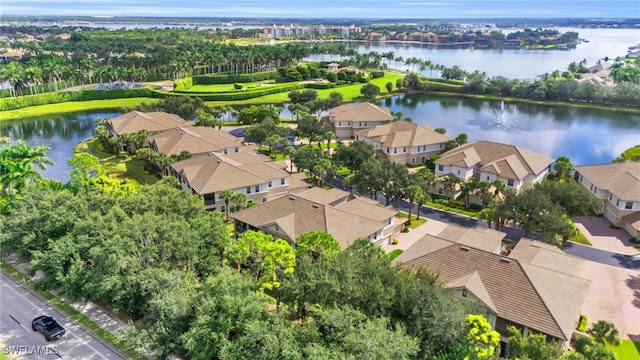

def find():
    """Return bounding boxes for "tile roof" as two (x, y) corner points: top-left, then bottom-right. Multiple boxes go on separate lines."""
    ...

(170, 152), (288, 195)
(107, 111), (194, 135)
(622, 212), (640, 232)
(147, 127), (243, 156)
(575, 162), (640, 202)
(395, 237), (590, 341)
(435, 225), (505, 253)
(355, 120), (451, 148)
(231, 190), (398, 248)
(328, 102), (394, 122)
(436, 141), (554, 180)
(295, 187), (351, 205)
(508, 238), (585, 277)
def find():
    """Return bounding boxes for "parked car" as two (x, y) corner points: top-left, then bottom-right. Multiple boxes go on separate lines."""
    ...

(32, 316), (65, 341)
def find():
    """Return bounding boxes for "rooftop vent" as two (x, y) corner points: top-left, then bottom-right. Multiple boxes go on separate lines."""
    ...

(312, 204), (320, 209)
(499, 257), (512, 263)
(459, 246), (470, 251)
(288, 196), (296, 201)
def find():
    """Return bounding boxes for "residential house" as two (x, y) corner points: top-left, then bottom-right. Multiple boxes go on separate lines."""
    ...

(323, 102), (395, 139)
(574, 162), (640, 237)
(327, 63), (340, 73)
(147, 126), (245, 158)
(0, 49), (23, 63)
(106, 111), (194, 138)
(365, 32), (385, 41)
(169, 151), (290, 211)
(231, 187), (405, 248)
(627, 50), (640, 59)
(354, 120), (451, 165)
(395, 235), (590, 352)
(434, 141), (553, 195)
(504, 39), (523, 47)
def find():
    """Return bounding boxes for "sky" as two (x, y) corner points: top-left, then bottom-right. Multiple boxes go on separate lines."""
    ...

(2, 0), (639, 19)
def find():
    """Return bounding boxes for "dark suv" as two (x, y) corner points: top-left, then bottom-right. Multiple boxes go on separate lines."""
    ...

(32, 316), (65, 341)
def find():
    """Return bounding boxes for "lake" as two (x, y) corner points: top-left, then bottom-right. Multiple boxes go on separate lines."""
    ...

(307, 28), (640, 79)
(2, 95), (637, 182)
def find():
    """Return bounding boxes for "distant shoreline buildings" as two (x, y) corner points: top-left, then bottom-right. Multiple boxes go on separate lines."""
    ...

(263, 24), (361, 39)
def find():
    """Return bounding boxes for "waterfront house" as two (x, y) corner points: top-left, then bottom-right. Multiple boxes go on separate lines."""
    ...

(324, 102), (395, 139)
(354, 120), (451, 165)
(169, 151), (290, 212)
(327, 63), (340, 72)
(434, 141), (553, 194)
(231, 187), (405, 248)
(395, 236), (590, 352)
(106, 111), (193, 138)
(504, 39), (523, 47)
(147, 126), (245, 158)
(574, 162), (640, 237)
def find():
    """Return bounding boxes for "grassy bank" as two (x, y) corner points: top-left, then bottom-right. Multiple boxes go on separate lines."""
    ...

(76, 137), (159, 185)
(398, 211), (427, 229)
(606, 339), (640, 360)
(0, 97), (160, 122)
(0, 261), (146, 360)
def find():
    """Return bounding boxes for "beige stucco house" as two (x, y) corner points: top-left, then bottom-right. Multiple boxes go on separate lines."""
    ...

(324, 102), (395, 139)
(355, 120), (452, 165)
(434, 141), (554, 196)
(106, 110), (194, 137)
(231, 187), (406, 248)
(395, 235), (590, 352)
(169, 151), (290, 212)
(574, 162), (640, 237)
(147, 126), (245, 158)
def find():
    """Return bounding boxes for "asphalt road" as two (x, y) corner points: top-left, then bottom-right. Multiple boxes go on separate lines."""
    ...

(0, 271), (128, 360)
(564, 242), (640, 270)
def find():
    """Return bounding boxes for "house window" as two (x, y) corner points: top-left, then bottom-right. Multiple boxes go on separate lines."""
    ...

(262, 197), (267, 203)
(223, 149), (228, 154)
(625, 202), (633, 210)
(438, 188), (443, 194)
(457, 170), (460, 175)
(255, 185), (260, 193)
(235, 147), (239, 153)
(246, 187), (251, 194)
(403, 147), (406, 153)
(203, 193), (215, 201)
(609, 194), (612, 200)
(281, 178), (285, 185)
(220, 205), (226, 213)
(268, 181), (272, 188)
(358, 122), (362, 127)
(364, 122), (368, 126)
(507, 179), (514, 187)
(617, 200), (620, 206)
(411, 158), (415, 164)
(394, 148), (397, 154)
(347, 122), (350, 126)
(438, 165), (444, 172)
(462, 289), (467, 297)
(338, 121), (342, 126)
(590, 184), (593, 191)
(386, 147), (390, 153)
(439, 143), (443, 149)
(593, 187), (597, 194)
(388, 217), (392, 225)
(486, 176), (490, 181)
(248, 199), (254, 203)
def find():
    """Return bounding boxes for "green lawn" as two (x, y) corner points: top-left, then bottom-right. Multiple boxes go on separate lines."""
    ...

(80, 137), (159, 185)
(188, 80), (280, 92)
(398, 211), (427, 229)
(388, 249), (404, 260)
(0, 261), (146, 360)
(606, 339), (640, 360)
(570, 228), (592, 246)
(0, 97), (159, 122)
(426, 200), (482, 218)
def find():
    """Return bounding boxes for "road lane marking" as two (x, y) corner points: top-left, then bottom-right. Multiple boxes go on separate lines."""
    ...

(0, 277), (109, 359)
(7, 315), (30, 332)
(0, 340), (21, 360)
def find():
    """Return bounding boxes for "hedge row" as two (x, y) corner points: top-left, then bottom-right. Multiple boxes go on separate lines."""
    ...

(163, 83), (305, 101)
(426, 78), (464, 86)
(305, 83), (337, 90)
(173, 77), (193, 91)
(418, 80), (465, 93)
(174, 82), (298, 94)
(192, 70), (279, 85)
(0, 88), (158, 111)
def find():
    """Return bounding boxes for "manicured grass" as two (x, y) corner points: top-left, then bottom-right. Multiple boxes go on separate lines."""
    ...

(0, 351), (11, 360)
(0, 98), (159, 122)
(398, 211), (428, 229)
(80, 137), (158, 185)
(188, 80), (280, 92)
(606, 339), (640, 360)
(0, 261), (146, 360)
(570, 228), (592, 246)
(388, 249), (404, 261)
(338, 166), (351, 176)
(426, 200), (482, 218)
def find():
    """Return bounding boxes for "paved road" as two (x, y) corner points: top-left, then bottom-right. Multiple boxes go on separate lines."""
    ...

(0, 271), (127, 360)
(565, 242), (640, 270)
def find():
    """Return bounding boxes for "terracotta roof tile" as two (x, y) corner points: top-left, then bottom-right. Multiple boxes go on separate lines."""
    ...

(575, 162), (640, 202)
(328, 102), (394, 122)
(355, 121), (451, 148)
(147, 127), (243, 156)
(107, 111), (193, 135)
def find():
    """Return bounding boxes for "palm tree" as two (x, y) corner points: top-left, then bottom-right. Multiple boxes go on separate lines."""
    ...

(0, 159), (42, 195)
(415, 191), (430, 220)
(443, 177), (461, 204)
(231, 192), (248, 212)
(405, 184), (424, 225)
(587, 321), (620, 346)
(267, 134), (285, 158)
(283, 146), (295, 173)
(219, 189), (235, 222)
(554, 156), (573, 181)
(492, 179), (507, 198)
(478, 208), (497, 229)
(323, 131), (336, 155)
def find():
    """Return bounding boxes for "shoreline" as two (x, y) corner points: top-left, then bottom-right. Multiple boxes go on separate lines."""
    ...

(275, 38), (578, 49)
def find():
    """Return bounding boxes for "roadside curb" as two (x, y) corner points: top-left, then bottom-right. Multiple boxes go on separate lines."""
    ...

(0, 266), (135, 360)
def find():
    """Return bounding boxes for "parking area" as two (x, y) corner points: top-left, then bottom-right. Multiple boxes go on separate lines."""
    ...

(579, 261), (640, 339)
(574, 216), (638, 255)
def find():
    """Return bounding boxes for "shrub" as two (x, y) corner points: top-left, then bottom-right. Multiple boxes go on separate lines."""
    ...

(401, 226), (410, 233)
(0, 88), (158, 111)
(233, 83), (243, 90)
(629, 237), (639, 244)
(192, 70), (278, 85)
(305, 83), (337, 90)
(370, 71), (385, 79)
(578, 314), (588, 332)
(164, 83), (304, 101)
(388, 249), (403, 260)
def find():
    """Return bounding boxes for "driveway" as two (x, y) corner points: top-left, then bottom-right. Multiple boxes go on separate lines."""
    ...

(574, 216), (638, 255)
(579, 261), (640, 339)
(383, 217), (449, 252)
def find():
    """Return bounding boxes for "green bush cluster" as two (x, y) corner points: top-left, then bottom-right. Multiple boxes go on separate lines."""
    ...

(578, 314), (588, 332)
(427, 78), (464, 86)
(233, 83), (243, 90)
(0, 88), (158, 111)
(370, 71), (385, 79)
(305, 83), (337, 89)
(173, 77), (193, 91)
(192, 70), (279, 85)
(165, 83), (304, 101)
(418, 80), (465, 93)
